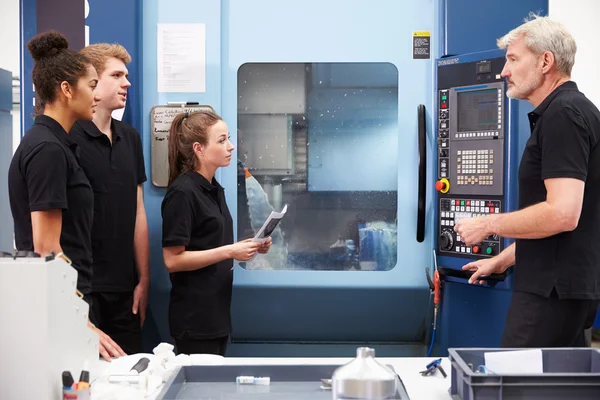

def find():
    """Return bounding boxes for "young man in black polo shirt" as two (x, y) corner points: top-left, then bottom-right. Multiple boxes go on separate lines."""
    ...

(70, 44), (149, 355)
(454, 15), (600, 347)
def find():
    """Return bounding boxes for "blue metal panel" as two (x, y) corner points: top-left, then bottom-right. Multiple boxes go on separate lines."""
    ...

(0, 69), (11, 112)
(141, 0), (223, 345)
(443, 0), (548, 56)
(86, 0), (143, 130)
(19, 0), (144, 132)
(0, 68), (13, 253)
(220, 0), (438, 356)
(20, 0), (36, 135)
(436, 280), (512, 355)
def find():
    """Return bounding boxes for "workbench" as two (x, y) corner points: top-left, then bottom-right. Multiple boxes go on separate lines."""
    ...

(93, 354), (452, 400)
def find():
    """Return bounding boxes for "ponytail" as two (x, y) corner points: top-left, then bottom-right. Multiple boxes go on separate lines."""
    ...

(167, 110), (223, 187)
(167, 113), (187, 187)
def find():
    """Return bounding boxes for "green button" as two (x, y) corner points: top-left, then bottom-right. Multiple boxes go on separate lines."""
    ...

(442, 95), (447, 100)
(486, 247), (493, 255)
(461, 200), (465, 206)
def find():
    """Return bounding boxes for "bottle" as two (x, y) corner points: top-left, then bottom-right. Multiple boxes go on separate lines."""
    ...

(332, 347), (397, 399)
(244, 168), (288, 269)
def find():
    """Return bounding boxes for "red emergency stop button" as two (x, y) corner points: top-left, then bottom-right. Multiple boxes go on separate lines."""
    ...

(435, 178), (450, 194)
(472, 246), (480, 254)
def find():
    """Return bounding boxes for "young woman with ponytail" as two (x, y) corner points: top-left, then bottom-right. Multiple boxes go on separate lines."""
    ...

(161, 110), (271, 356)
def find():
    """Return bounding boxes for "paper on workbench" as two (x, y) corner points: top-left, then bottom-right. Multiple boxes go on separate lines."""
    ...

(484, 349), (543, 374)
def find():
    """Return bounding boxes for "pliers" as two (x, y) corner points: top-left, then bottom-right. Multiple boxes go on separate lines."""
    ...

(420, 358), (447, 378)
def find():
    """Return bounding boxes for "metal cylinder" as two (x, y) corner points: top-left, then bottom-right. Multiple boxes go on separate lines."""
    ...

(332, 347), (397, 399)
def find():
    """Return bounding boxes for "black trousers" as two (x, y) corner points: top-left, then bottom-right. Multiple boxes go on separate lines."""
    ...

(501, 289), (599, 348)
(175, 335), (229, 356)
(88, 292), (142, 355)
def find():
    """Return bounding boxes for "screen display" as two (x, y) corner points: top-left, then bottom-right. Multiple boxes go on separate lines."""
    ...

(457, 89), (498, 132)
(476, 62), (491, 74)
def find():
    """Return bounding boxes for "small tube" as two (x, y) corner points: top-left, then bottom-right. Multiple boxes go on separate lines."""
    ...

(108, 375), (147, 385)
(236, 376), (270, 385)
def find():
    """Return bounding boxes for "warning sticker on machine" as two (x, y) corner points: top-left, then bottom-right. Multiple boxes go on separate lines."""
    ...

(413, 31), (431, 59)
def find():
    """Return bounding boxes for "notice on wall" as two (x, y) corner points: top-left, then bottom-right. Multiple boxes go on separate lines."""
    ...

(157, 23), (206, 92)
(413, 31), (431, 60)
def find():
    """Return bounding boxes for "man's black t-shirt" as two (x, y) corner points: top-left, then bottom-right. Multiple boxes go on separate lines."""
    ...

(161, 171), (234, 339)
(71, 119), (147, 293)
(8, 115), (94, 294)
(516, 81), (600, 299)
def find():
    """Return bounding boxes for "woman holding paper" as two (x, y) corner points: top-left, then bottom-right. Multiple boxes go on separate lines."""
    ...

(161, 110), (271, 356)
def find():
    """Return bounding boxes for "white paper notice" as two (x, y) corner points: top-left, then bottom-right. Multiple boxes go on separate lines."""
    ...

(157, 23), (206, 93)
(484, 349), (544, 375)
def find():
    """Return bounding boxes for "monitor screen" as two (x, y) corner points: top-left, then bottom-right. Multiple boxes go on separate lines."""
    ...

(457, 89), (498, 132)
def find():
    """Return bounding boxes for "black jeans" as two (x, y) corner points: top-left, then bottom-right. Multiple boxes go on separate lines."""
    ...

(88, 292), (142, 355)
(175, 335), (229, 356)
(502, 289), (599, 347)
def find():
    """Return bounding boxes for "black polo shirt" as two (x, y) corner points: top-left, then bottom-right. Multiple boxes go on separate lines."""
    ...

(70, 119), (147, 293)
(516, 81), (600, 299)
(161, 171), (234, 339)
(8, 115), (94, 294)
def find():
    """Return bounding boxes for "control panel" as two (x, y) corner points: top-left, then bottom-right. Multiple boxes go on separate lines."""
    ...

(439, 197), (501, 256)
(436, 59), (506, 258)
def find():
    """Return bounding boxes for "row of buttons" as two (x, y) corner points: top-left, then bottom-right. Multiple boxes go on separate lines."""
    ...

(455, 230), (496, 254)
(456, 181), (494, 186)
(451, 206), (498, 213)
(457, 178), (495, 186)
(455, 131), (500, 138)
(496, 90), (503, 126)
(459, 150), (494, 155)
(452, 199), (500, 207)
(458, 168), (494, 173)
(459, 156), (494, 162)
(457, 176), (494, 181)
(458, 175), (494, 183)
(455, 246), (494, 255)
(438, 90), (449, 181)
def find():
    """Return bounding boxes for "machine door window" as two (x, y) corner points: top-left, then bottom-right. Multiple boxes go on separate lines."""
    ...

(237, 62), (399, 271)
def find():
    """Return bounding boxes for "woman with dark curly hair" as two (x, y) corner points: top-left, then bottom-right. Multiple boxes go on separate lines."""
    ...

(8, 30), (125, 361)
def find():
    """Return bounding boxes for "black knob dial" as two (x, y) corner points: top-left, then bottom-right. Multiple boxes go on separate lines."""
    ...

(439, 230), (454, 251)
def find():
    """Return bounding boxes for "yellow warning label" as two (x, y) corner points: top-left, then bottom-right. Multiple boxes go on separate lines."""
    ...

(413, 31), (431, 37)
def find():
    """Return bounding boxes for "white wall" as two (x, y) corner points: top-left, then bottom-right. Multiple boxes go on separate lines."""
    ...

(0, 0), (20, 75)
(549, 0), (600, 109)
(0, 0), (20, 152)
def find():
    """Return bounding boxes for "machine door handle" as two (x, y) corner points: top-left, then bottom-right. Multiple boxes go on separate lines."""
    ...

(438, 266), (507, 282)
(416, 104), (427, 243)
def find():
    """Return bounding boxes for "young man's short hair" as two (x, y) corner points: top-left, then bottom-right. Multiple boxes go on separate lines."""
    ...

(80, 43), (131, 76)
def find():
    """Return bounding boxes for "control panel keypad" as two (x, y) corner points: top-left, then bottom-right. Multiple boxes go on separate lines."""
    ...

(457, 150), (494, 186)
(438, 198), (502, 257)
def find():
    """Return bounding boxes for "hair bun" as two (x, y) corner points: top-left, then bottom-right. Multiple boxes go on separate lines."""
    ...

(27, 31), (69, 61)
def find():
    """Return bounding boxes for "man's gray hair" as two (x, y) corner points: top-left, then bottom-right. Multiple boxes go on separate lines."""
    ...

(497, 13), (577, 76)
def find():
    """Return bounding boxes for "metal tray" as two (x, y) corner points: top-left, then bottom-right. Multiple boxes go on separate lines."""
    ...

(156, 364), (411, 399)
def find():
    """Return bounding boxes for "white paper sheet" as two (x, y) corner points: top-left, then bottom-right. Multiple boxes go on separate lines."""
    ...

(484, 349), (544, 375)
(157, 23), (206, 93)
(231, 205), (288, 269)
